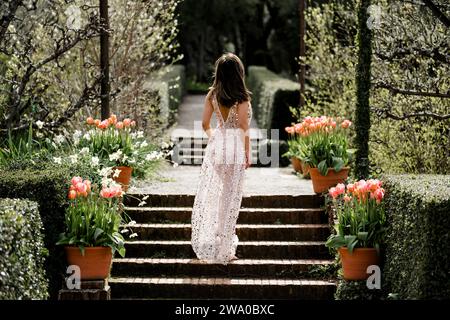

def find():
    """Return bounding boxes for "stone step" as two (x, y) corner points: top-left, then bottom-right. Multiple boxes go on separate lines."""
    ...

(108, 276), (336, 299)
(124, 207), (327, 224)
(124, 223), (329, 241)
(111, 258), (334, 278)
(124, 194), (323, 208)
(175, 147), (260, 156)
(122, 240), (331, 259)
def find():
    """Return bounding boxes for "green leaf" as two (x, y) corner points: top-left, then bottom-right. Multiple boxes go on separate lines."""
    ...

(94, 228), (104, 240)
(318, 160), (328, 176)
(357, 232), (368, 241)
(117, 247), (126, 258)
(332, 157), (344, 172)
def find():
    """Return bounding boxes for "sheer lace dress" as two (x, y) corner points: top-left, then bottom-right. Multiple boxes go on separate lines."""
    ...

(191, 93), (252, 264)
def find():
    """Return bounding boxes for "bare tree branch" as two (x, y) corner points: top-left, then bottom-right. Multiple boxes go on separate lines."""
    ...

(373, 108), (450, 120)
(374, 81), (450, 99)
(375, 46), (449, 65)
(0, 0), (23, 41)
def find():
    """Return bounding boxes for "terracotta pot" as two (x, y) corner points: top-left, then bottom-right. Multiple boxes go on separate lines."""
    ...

(301, 161), (311, 179)
(112, 166), (133, 191)
(291, 157), (303, 173)
(309, 167), (350, 193)
(338, 247), (380, 280)
(65, 246), (112, 280)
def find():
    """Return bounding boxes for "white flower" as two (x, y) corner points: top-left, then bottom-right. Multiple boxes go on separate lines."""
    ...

(91, 156), (100, 166)
(54, 134), (65, 145)
(122, 154), (128, 162)
(73, 130), (82, 140)
(173, 162), (179, 168)
(161, 142), (169, 149)
(137, 131), (144, 138)
(53, 157), (62, 164)
(69, 154), (78, 164)
(129, 233), (138, 238)
(120, 229), (129, 234)
(109, 150), (123, 161)
(145, 151), (160, 161)
(113, 169), (122, 178)
(128, 220), (137, 226)
(36, 120), (44, 129)
(138, 201), (147, 207)
(142, 195), (149, 201)
(83, 132), (91, 141)
(80, 147), (90, 155)
(99, 167), (113, 178)
(140, 141), (148, 148)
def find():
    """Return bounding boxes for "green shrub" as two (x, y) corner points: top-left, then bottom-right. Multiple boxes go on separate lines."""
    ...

(382, 175), (450, 299)
(0, 198), (48, 299)
(147, 64), (186, 125)
(247, 66), (299, 140)
(0, 163), (97, 299)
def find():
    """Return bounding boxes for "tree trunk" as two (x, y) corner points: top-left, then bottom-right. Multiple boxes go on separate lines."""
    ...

(354, 0), (372, 179)
(298, 0), (306, 109)
(100, 0), (110, 120)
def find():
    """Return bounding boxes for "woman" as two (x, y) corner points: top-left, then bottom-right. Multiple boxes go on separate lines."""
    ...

(191, 53), (252, 265)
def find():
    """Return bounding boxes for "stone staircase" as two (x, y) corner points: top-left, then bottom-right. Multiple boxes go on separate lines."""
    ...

(108, 193), (336, 299)
(170, 132), (286, 167)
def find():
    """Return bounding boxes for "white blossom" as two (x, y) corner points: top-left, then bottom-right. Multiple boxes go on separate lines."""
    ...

(54, 134), (65, 145)
(91, 156), (100, 166)
(80, 147), (90, 155)
(36, 120), (44, 129)
(140, 141), (148, 148)
(69, 154), (78, 164)
(113, 169), (122, 178)
(109, 150), (123, 161)
(53, 157), (62, 164)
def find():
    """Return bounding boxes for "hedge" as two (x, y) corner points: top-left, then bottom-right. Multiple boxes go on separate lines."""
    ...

(145, 64), (186, 125)
(382, 174), (450, 299)
(0, 164), (96, 299)
(246, 66), (299, 140)
(0, 198), (48, 299)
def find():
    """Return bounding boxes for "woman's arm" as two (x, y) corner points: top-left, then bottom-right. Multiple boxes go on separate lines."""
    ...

(202, 91), (214, 138)
(237, 101), (251, 169)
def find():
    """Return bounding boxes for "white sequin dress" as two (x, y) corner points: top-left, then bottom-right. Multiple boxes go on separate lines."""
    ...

(191, 93), (252, 264)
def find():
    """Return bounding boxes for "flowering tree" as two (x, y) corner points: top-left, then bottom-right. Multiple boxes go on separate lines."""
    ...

(0, 0), (180, 136)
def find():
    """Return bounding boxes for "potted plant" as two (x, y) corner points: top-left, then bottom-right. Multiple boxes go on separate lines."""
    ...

(325, 179), (386, 280)
(283, 124), (310, 178)
(56, 176), (128, 280)
(299, 116), (354, 193)
(283, 126), (302, 173)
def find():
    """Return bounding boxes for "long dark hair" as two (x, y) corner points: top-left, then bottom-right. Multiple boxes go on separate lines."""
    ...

(210, 53), (251, 108)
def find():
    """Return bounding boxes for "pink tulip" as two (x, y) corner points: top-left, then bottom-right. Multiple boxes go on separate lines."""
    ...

(68, 190), (77, 200)
(130, 120), (136, 127)
(341, 120), (352, 129)
(285, 126), (294, 134)
(373, 188), (385, 203)
(344, 195), (352, 203)
(336, 183), (345, 195)
(329, 187), (340, 199)
(123, 118), (132, 127)
(347, 183), (355, 193)
(108, 114), (117, 125)
(75, 182), (87, 193)
(115, 121), (124, 129)
(94, 119), (101, 126)
(86, 117), (94, 125)
(71, 176), (83, 186)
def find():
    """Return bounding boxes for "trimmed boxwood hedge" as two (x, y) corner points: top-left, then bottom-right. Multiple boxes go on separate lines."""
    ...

(0, 198), (48, 299)
(382, 174), (450, 299)
(0, 164), (96, 299)
(247, 66), (299, 140)
(147, 64), (186, 125)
